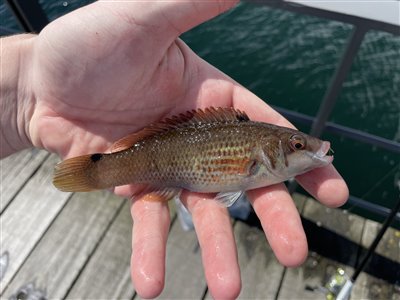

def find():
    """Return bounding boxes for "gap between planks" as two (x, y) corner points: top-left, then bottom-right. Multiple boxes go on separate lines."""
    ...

(1, 154), (71, 294)
(1, 149), (49, 214)
(2, 189), (126, 299)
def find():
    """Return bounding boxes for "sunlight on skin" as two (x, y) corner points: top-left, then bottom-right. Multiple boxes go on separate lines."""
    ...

(247, 185), (308, 267)
(181, 191), (242, 299)
(130, 198), (170, 298)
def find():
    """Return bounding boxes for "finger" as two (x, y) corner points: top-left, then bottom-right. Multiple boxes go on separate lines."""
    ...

(130, 197), (170, 299)
(296, 165), (349, 207)
(180, 191), (241, 299)
(247, 184), (308, 267)
(94, 0), (238, 46)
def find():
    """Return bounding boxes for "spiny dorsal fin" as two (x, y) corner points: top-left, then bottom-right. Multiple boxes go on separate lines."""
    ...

(110, 133), (144, 153)
(110, 107), (249, 152)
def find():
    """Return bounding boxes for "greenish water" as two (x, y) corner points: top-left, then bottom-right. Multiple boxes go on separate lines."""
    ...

(1, 1), (399, 223)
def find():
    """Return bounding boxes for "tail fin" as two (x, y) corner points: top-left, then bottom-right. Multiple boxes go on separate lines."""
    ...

(53, 154), (100, 192)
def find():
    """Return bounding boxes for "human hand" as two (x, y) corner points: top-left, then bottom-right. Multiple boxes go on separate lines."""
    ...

(18, 1), (348, 298)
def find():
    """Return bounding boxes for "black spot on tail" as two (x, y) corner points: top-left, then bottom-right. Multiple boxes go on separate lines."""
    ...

(90, 153), (103, 162)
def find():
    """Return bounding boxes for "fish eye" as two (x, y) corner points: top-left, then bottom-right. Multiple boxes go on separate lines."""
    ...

(290, 134), (306, 151)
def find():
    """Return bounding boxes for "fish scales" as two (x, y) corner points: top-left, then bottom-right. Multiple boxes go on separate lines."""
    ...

(53, 107), (334, 205)
(91, 122), (263, 191)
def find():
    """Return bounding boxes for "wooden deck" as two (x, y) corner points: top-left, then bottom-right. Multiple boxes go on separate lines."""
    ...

(1, 149), (399, 299)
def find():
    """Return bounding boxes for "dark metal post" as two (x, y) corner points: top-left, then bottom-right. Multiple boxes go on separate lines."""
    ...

(310, 26), (367, 137)
(4, 0), (49, 33)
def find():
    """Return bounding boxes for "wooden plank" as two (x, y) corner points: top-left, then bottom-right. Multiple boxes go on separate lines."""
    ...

(0, 149), (48, 213)
(203, 221), (285, 300)
(359, 219), (399, 264)
(0, 154), (71, 294)
(235, 221), (285, 299)
(66, 199), (134, 300)
(279, 253), (355, 299)
(302, 198), (365, 242)
(351, 220), (400, 299)
(351, 273), (398, 300)
(152, 217), (207, 299)
(278, 198), (365, 299)
(2, 190), (124, 299)
(68, 196), (179, 299)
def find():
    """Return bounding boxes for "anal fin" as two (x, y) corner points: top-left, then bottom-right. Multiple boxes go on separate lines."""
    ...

(135, 187), (182, 202)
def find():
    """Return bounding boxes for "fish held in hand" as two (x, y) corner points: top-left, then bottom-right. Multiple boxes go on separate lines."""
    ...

(53, 107), (334, 206)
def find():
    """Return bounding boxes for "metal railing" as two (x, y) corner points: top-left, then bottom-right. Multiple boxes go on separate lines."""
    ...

(3, 0), (400, 223)
(257, 0), (400, 224)
(4, 0), (48, 32)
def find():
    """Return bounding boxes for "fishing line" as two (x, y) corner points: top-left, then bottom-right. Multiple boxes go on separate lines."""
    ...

(346, 163), (399, 214)
(360, 163), (399, 199)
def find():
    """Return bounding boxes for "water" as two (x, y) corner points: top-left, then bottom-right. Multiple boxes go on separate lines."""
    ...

(1, 1), (399, 224)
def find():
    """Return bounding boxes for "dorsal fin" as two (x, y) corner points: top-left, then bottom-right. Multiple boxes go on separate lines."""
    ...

(110, 107), (249, 152)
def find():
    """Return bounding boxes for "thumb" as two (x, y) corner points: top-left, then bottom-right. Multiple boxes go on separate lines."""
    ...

(95, 0), (239, 41)
(148, 1), (240, 36)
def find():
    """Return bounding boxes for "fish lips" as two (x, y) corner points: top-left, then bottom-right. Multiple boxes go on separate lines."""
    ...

(312, 141), (334, 166)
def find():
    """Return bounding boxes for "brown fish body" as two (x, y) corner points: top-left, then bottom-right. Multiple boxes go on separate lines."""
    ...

(53, 107), (333, 204)
(80, 122), (289, 191)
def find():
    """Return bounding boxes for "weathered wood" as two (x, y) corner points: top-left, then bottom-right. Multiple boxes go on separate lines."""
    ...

(0, 154), (71, 294)
(66, 198), (134, 300)
(153, 217), (206, 299)
(279, 253), (354, 299)
(292, 192), (308, 212)
(0, 149), (49, 213)
(203, 221), (285, 300)
(359, 219), (399, 263)
(351, 220), (400, 300)
(278, 198), (365, 299)
(351, 273), (398, 300)
(235, 220), (285, 299)
(168, 197), (178, 220)
(302, 198), (365, 242)
(2, 190), (125, 299)
(66, 194), (181, 299)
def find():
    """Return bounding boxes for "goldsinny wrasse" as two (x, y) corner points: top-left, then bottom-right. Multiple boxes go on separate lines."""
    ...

(53, 107), (334, 206)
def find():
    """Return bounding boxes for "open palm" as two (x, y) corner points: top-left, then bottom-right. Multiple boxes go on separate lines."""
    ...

(26, 1), (348, 299)
(30, 2), (226, 158)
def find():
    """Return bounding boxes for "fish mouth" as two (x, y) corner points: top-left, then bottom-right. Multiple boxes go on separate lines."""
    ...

(314, 141), (334, 165)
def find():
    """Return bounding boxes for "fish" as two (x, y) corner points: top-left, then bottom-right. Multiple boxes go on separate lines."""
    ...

(53, 107), (334, 206)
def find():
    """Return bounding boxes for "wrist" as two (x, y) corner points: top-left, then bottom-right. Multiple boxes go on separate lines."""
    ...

(1, 34), (36, 158)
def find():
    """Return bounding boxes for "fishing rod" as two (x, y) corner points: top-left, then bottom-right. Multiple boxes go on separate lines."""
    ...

(335, 196), (400, 300)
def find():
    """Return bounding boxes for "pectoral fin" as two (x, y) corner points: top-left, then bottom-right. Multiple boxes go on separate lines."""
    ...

(215, 191), (245, 207)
